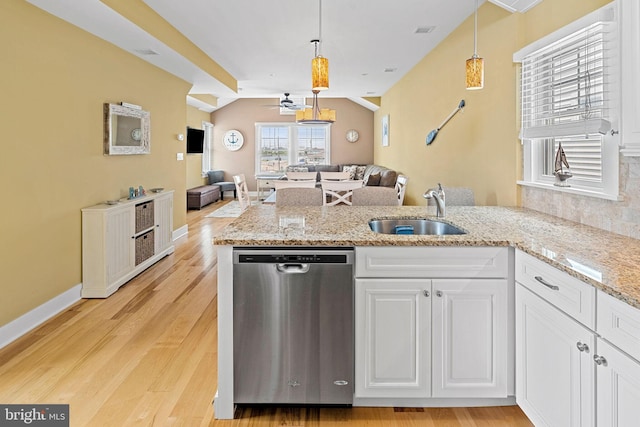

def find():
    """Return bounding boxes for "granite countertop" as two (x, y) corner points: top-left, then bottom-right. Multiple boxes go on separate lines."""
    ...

(214, 205), (640, 310)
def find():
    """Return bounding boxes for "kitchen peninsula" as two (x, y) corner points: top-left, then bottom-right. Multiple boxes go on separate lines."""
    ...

(213, 205), (640, 422)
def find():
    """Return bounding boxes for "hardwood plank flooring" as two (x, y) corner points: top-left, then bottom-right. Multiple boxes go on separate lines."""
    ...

(0, 200), (533, 426)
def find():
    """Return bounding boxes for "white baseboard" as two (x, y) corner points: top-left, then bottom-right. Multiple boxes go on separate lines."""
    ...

(0, 226), (190, 350)
(0, 284), (82, 350)
(173, 224), (188, 241)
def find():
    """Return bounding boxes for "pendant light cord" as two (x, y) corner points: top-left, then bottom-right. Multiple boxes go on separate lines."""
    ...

(473, 0), (478, 57)
(318, 0), (323, 56)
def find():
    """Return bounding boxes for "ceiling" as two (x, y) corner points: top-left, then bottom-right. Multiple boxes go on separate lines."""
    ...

(26, 0), (535, 112)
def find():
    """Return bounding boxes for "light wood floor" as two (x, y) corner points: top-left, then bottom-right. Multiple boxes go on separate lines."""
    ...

(0, 200), (534, 427)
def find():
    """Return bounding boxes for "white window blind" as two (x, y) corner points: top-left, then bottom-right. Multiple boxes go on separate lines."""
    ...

(542, 135), (602, 182)
(514, 1), (619, 200)
(519, 21), (614, 139)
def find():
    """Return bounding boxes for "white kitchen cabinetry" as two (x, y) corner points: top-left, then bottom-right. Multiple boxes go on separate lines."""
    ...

(432, 279), (508, 398)
(81, 190), (175, 298)
(620, 0), (640, 156)
(595, 290), (640, 426)
(594, 338), (640, 426)
(516, 284), (595, 427)
(355, 247), (511, 403)
(515, 250), (597, 427)
(355, 279), (431, 398)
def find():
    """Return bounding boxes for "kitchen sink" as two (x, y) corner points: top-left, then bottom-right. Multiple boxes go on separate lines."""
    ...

(369, 218), (467, 235)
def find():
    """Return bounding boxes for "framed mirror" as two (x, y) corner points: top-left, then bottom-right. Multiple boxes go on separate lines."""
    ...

(104, 103), (150, 155)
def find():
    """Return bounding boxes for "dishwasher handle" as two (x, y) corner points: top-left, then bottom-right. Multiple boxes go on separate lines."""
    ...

(276, 263), (311, 274)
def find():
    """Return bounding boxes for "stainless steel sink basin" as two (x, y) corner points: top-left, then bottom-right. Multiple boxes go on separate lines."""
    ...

(369, 218), (467, 235)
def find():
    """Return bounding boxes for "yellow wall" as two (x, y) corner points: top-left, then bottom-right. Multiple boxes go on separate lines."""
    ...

(375, 0), (610, 206)
(210, 98), (374, 190)
(186, 106), (212, 189)
(0, 1), (191, 326)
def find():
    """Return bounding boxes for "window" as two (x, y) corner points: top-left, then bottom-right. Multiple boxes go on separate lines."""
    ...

(514, 2), (619, 199)
(201, 121), (213, 176)
(255, 123), (331, 174)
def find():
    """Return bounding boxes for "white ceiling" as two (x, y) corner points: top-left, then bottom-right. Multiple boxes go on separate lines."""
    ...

(27, 0), (532, 111)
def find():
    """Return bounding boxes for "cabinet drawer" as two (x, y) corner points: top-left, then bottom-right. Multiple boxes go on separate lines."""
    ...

(355, 246), (509, 278)
(515, 250), (595, 329)
(597, 290), (640, 363)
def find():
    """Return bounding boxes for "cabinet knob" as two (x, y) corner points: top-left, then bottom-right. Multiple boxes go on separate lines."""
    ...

(436, 290), (443, 297)
(593, 355), (608, 366)
(423, 290), (430, 297)
(576, 342), (589, 352)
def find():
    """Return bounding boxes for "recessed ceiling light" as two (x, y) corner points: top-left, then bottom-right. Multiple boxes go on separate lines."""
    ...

(133, 48), (159, 56)
(415, 26), (436, 34)
(384, 68), (397, 73)
(366, 91), (376, 95)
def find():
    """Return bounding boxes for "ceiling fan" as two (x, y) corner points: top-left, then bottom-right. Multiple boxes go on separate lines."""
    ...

(264, 93), (310, 112)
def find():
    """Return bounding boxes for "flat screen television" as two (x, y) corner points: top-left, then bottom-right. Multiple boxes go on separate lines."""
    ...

(186, 128), (205, 153)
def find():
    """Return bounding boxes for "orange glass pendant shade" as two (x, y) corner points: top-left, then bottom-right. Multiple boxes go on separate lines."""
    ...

(312, 55), (329, 91)
(466, 55), (484, 90)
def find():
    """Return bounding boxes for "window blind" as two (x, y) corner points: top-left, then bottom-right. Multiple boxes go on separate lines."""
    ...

(543, 135), (602, 182)
(519, 21), (614, 139)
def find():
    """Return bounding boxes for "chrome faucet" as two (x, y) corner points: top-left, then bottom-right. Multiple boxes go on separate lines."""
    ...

(423, 183), (446, 218)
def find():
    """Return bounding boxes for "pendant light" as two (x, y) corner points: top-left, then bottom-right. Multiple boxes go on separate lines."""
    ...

(466, 0), (484, 90)
(311, 0), (329, 91)
(297, 0), (334, 124)
(296, 90), (336, 124)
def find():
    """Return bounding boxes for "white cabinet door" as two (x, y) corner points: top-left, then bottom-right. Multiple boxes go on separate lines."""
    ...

(355, 279), (431, 398)
(432, 279), (508, 398)
(154, 192), (173, 253)
(595, 338), (640, 427)
(516, 284), (595, 427)
(105, 208), (135, 285)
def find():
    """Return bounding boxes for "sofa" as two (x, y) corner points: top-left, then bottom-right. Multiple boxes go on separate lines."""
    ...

(285, 164), (398, 188)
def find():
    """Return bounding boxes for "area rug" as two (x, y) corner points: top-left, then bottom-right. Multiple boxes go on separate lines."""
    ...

(205, 201), (257, 218)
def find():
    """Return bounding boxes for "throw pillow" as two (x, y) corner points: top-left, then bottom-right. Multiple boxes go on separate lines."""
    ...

(342, 165), (358, 180)
(355, 165), (367, 180)
(365, 172), (381, 186)
(290, 166), (309, 172)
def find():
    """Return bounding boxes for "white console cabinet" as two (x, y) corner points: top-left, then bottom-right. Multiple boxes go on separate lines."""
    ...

(354, 247), (511, 404)
(81, 190), (174, 298)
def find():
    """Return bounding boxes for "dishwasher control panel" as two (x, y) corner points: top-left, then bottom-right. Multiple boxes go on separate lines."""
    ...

(238, 253), (348, 263)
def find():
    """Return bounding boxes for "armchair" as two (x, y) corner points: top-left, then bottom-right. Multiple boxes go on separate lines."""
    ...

(207, 170), (236, 200)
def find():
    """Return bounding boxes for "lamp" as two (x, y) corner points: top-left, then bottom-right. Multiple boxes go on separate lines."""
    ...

(296, 90), (336, 124)
(466, 0), (484, 90)
(312, 40), (329, 91)
(311, 0), (329, 91)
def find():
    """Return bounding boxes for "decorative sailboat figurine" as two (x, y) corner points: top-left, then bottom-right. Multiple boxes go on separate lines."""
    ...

(553, 142), (573, 187)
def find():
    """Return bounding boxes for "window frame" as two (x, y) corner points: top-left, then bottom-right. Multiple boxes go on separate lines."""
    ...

(201, 121), (213, 177)
(514, 1), (620, 201)
(254, 122), (331, 175)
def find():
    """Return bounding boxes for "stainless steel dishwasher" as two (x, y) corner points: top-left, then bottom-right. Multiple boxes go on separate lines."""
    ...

(233, 248), (354, 405)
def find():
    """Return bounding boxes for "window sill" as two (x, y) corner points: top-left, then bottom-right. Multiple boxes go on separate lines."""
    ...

(517, 181), (621, 202)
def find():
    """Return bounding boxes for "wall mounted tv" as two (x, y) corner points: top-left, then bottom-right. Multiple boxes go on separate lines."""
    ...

(186, 127), (205, 153)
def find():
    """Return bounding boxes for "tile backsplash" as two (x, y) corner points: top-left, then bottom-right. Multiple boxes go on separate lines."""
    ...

(522, 156), (640, 240)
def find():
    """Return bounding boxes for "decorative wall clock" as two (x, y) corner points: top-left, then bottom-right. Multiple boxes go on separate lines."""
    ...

(223, 129), (244, 151)
(346, 129), (359, 143)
